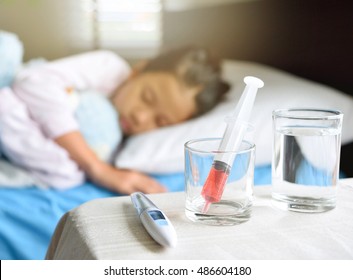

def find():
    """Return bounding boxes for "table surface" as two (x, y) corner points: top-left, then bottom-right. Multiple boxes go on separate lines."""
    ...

(46, 179), (353, 260)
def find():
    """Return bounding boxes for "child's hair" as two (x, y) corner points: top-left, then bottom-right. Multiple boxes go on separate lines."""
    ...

(143, 46), (230, 117)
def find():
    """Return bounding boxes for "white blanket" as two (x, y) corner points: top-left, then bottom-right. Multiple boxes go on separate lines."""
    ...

(0, 158), (46, 188)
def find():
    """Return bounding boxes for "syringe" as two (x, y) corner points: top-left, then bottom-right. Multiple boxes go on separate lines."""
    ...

(201, 76), (264, 213)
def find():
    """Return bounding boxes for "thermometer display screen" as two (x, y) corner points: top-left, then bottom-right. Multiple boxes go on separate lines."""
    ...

(148, 210), (165, 221)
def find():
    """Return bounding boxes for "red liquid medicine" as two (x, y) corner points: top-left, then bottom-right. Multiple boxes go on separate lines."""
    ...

(201, 160), (231, 213)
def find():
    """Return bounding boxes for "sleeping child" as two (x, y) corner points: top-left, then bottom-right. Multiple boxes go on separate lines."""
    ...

(0, 42), (229, 194)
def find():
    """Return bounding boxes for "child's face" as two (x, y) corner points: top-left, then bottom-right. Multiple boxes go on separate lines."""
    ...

(112, 72), (200, 135)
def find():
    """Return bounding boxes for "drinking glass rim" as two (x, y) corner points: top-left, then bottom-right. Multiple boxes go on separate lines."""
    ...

(184, 138), (255, 154)
(273, 108), (343, 120)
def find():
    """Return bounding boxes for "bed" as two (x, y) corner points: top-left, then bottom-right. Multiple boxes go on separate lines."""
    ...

(1, 38), (353, 260)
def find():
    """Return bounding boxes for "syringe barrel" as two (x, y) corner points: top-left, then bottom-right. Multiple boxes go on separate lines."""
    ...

(214, 121), (248, 166)
(201, 160), (231, 204)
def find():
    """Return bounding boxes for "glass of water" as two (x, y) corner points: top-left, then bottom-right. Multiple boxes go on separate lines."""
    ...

(272, 108), (343, 213)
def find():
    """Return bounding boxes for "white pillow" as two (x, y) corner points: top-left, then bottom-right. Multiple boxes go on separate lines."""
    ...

(115, 60), (353, 174)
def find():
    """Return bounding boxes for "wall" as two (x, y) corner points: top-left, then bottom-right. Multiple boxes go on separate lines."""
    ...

(163, 0), (353, 94)
(0, 0), (93, 61)
(2, 0), (351, 93)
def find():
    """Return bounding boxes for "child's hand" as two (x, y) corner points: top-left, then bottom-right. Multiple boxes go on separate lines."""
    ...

(55, 131), (166, 194)
(90, 162), (167, 195)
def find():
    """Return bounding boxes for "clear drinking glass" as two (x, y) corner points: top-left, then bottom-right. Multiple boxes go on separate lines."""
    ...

(184, 138), (255, 226)
(272, 108), (343, 213)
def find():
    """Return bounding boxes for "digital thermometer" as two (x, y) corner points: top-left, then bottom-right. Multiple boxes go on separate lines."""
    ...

(130, 192), (177, 248)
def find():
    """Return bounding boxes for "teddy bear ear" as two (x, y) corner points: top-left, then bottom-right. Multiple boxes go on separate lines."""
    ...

(0, 30), (24, 88)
